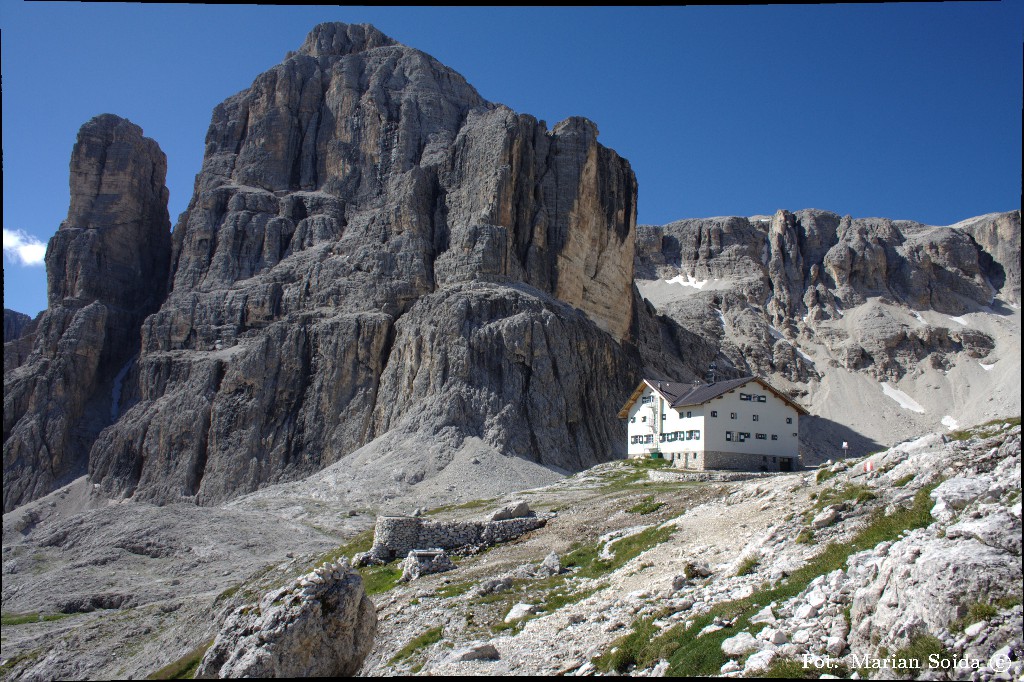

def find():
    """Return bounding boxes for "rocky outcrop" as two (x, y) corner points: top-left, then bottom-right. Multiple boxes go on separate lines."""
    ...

(638, 209), (1017, 319)
(3, 309), (38, 373)
(636, 209), (1016, 382)
(3, 309), (32, 344)
(196, 559), (376, 678)
(3, 115), (171, 512)
(85, 22), (648, 506)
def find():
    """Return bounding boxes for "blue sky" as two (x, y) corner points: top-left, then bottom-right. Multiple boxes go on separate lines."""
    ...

(3, 2), (1022, 317)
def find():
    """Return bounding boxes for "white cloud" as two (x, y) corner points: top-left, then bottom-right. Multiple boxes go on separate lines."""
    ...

(3, 228), (47, 266)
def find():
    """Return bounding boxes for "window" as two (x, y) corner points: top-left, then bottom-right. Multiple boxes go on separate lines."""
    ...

(753, 414), (759, 422)
(686, 411), (692, 418)
(659, 434), (666, 442)
(642, 396), (653, 404)
(644, 435), (654, 444)
(630, 417), (635, 423)
(756, 433), (766, 440)
(771, 456), (777, 463)
(758, 395), (766, 403)
(738, 433), (746, 442)
(740, 393), (750, 401)
(726, 431), (733, 441)
(786, 417), (793, 424)
(694, 430), (701, 440)
(711, 410), (718, 418)
(771, 434), (778, 441)
(685, 431), (693, 441)
(792, 433), (798, 437)
(642, 416), (647, 423)
(731, 412), (737, 419)
(662, 414), (667, 420)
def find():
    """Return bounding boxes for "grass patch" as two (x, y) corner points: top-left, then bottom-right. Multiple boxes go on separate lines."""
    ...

(0, 611), (77, 626)
(436, 581), (475, 598)
(564, 525), (675, 580)
(425, 498), (496, 516)
(948, 416), (1021, 442)
(360, 563), (404, 595)
(892, 473), (915, 487)
(812, 483), (875, 512)
(795, 529), (814, 545)
(627, 496), (665, 515)
(951, 597), (1021, 632)
(816, 468), (836, 484)
(596, 482), (940, 676)
(735, 555), (759, 576)
(388, 626), (443, 666)
(146, 640), (213, 679)
(889, 635), (951, 676)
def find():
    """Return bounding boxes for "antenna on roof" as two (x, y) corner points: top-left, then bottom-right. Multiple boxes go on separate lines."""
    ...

(707, 362), (717, 384)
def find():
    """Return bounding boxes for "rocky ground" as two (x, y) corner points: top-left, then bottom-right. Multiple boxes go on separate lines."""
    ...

(358, 419), (1021, 679)
(2, 418), (1020, 679)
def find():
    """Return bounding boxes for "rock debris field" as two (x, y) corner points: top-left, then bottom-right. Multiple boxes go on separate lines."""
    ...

(2, 419), (1020, 679)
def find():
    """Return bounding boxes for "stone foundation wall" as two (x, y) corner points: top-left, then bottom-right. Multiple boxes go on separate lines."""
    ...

(368, 515), (546, 561)
(701, 450), (799, 472)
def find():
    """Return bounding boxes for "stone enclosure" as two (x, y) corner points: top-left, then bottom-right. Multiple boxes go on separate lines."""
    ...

(355, 502), (546, 565)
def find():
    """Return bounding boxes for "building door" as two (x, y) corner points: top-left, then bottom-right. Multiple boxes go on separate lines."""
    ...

(779, 458), (793, 472)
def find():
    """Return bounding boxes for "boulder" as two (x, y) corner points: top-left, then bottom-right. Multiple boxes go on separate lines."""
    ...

(196, 561), (376, 678)
(505, 603), (538, 623)
(930, 477), (992, 522)
(491, 501), (532, 521)
(448, 642), (500, 662)
(721, 631), (760, 657)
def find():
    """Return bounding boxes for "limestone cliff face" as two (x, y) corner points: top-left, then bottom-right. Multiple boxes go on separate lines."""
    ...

(636, 209), (1017, 381)
(3, 115), (171, 512)
(86, 23), (645, 506)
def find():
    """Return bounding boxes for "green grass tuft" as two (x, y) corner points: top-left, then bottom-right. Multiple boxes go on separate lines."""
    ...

(892, 473), (915, 487)
(146, 640), (213, 679)
(948, 416), (1021, 442)
(816, 468), (836, 484)
(627, 496), (666, 515)
(735, 555), (760, 576)
(0, 611), (77, 626)
(889, 635), (951, 677)
(389, 626), (444, 666)
(360, 563), (404, 595)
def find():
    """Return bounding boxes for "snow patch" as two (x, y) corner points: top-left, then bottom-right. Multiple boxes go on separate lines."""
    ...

(666, 274), (709, 290)
(979, 362), (995, 371)
(795, 347), (815, 364)
(766, 325), (785, 342)
(912, 311), (926, 324)
(941, 416), (959, 430)
(715, 309), (726, 328)
(947, 315), (970, 326)
(881, 383), (926, 414)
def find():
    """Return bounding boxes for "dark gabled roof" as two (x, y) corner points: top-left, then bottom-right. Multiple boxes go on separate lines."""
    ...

(617, 375), (809, 417)
(669, 376), (753, 408)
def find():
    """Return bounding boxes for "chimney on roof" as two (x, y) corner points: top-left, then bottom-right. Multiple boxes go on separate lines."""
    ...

(707, 362), (718, 384)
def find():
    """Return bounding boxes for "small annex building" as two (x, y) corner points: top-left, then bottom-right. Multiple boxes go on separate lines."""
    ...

(617, 376), (808, 472)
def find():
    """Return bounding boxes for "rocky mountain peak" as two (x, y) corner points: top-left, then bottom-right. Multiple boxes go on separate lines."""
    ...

(297, 22), (398, 58)
(50, 113), (171, 310)
(3, 114), (171, 512)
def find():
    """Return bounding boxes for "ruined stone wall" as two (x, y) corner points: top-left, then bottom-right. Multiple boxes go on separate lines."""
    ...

(368, 515), (546, 561)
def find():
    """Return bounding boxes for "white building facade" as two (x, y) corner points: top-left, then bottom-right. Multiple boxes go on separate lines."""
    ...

(618, 376), (806, 472)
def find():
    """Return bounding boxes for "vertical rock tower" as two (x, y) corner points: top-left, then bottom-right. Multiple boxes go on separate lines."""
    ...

(3, 115), (171, 512)
(75, 23), (644, 506)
